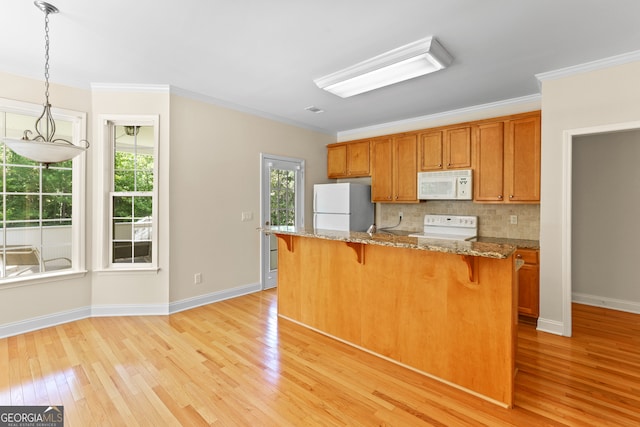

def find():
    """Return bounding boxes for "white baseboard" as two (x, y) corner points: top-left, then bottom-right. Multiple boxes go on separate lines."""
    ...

(0, 283), (263, 338)
(572, 292), (640, 315)
(536, 317), (565, 336)
(169, 282), (262, 314)
(0, 306), (91, 339)
(91, 304), (169, 317)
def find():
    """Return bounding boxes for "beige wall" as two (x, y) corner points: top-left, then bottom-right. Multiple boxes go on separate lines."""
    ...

(540, 60), (640, 332)
(0, 72), (92, 327)
(168, 95), (333, 303)
(0, 71), (333, 331)
(90, 89), (172, 308)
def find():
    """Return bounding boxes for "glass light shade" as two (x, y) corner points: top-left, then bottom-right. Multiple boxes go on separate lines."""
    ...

(2, 137), (86, 164)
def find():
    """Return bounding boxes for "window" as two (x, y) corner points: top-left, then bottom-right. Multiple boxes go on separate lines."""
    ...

(0, 98), (86, 280)
(105, 119), (158, 268)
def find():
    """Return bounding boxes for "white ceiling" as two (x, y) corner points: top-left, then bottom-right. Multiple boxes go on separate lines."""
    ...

(2, 0), (640, 135)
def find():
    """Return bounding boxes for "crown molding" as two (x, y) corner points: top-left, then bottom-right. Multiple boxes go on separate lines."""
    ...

(536, 49), (640, 83)
(338, 94), (541, 139)
(170, 86), (333, 136)
(90, 83), (171, 93)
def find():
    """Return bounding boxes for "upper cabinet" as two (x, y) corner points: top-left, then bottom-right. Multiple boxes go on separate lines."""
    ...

(327, 140), (370, 178)
(506, 114), (541, 202)
(418, 126), (472, 171)
(445, 126), (473, 169)
(474, 111), (541, 203)
(332, 110), (541, 204)
(417, 131), (443, 171)
(371, 135), (418, 203)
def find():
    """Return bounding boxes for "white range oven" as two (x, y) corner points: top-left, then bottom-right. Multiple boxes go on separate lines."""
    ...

(409, 214), (478, 241)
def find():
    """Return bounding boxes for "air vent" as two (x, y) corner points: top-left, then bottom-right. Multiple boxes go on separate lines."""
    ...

(305, 106), (324, 113)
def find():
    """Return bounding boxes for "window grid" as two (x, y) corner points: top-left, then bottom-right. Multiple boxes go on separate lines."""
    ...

(110, 124), (155, 265)
(0, 110), (75, 279)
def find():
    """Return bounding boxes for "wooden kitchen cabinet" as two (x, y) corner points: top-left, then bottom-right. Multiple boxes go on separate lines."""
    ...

(474, 121), (505, 201)
(474, 111), (540, 203)
(371, 134), (418, 203)
(505, 114), (541, 202)
(418, 126), (472, 171)
(418, 131), (443, 170)
(445, 126), (472, 169)
(326, 140), (370, 178)
(516, 248), (539, 319)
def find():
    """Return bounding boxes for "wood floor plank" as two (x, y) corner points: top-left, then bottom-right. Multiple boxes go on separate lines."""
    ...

(1, 293), (639, 425)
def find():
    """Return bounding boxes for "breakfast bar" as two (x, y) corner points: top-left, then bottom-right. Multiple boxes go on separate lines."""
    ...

(265, 226), (519, 408)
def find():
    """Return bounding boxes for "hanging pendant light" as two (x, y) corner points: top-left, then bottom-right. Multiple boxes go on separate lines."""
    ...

(2, 1), (89, 166)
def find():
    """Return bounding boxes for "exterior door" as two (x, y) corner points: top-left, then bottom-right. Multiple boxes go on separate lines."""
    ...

(260, 154), (304, 290)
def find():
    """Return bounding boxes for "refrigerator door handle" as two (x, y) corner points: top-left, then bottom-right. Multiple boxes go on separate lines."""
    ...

(313, 190), (317, 213)
(313, 213), (317, 229)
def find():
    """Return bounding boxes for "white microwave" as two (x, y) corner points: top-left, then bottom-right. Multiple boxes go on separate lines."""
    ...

(417, 169), (473, 200)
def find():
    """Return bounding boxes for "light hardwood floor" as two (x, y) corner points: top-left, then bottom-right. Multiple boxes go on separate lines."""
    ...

(1, 290), (639, 426)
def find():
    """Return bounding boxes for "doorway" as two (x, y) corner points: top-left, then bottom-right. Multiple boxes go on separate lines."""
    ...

(260, 154), (305, 290)
(561, 121), (640, 336)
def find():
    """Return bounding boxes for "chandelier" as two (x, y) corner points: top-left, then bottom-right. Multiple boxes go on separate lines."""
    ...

(2, 1), (89, 166)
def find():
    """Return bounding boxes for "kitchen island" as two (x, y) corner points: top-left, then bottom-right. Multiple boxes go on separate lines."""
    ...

(265, 226), (518, 408)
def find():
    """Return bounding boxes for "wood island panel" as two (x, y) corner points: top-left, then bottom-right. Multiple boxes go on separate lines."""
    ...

(276, 234), (517, 408)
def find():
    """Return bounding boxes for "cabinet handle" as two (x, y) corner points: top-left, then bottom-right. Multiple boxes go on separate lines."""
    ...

(516, 254), (522, 258)
(498, 195), (503, 200)
(447, 163), (451, 166)
(438, 163), (442, 167)
(509, 195), (514, 199)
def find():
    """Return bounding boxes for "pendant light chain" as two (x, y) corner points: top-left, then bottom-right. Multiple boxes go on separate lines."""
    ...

(44, 11), (51, 105)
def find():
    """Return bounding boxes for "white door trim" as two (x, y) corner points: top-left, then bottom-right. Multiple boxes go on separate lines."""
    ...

(260, 153), (305, 290)
(560, 120), (640, 336)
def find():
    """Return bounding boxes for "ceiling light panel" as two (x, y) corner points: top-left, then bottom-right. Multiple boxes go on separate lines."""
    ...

(314, 36), (453, 98)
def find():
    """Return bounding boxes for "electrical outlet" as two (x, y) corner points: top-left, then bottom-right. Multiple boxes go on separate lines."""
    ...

(241, 211), (253, 222)
(510, 215), (518, 225)
(194, 273), (202, 284)
(399, 211), (403, 219)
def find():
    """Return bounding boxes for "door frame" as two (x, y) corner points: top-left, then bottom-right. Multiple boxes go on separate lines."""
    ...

(558, 119), (640, 337)
(260, 153), (305, 290)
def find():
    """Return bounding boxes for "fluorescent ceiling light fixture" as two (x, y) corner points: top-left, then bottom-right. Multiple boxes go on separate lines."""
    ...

(314, 36), (453, 98)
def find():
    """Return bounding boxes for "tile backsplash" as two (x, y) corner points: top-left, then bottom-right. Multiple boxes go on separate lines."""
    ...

(378, 201), (540, 240)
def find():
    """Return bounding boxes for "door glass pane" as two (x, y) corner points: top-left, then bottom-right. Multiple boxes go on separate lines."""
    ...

(270, 169), (295, 226)
(269, 234), (278, 271)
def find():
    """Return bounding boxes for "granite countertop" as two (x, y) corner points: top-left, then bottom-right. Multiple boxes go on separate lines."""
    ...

(263, 226), (517, 259)
(475, 236), (540, 250)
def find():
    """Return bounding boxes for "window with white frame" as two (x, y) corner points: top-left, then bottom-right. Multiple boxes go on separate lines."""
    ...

(0, 99), (85, 280)
(107, 121), (157, 267)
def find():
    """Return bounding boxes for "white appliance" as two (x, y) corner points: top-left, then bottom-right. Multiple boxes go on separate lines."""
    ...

(313, 183), (374, 232)
(417, 169), (473, 200)
(409, 214), (478, 240)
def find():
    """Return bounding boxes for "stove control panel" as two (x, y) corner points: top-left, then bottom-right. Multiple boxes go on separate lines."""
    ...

(423, 215), (477, 229)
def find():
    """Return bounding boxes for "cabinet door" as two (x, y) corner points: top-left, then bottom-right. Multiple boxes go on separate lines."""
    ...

(371, 137), (393, 202)
(346, 140), (370, 176)
(393, 135), (418, 202)
(418, 131), (443, 171)
(474, 121), (505, 201)
(444, 126), (472, 169)
(327, 144), (347, 178)
(505, 114), (541, 202)
(516, 249), (539, 318)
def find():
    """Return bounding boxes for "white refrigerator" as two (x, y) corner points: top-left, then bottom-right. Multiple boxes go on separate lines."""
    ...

(313, 183), (374, 232)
